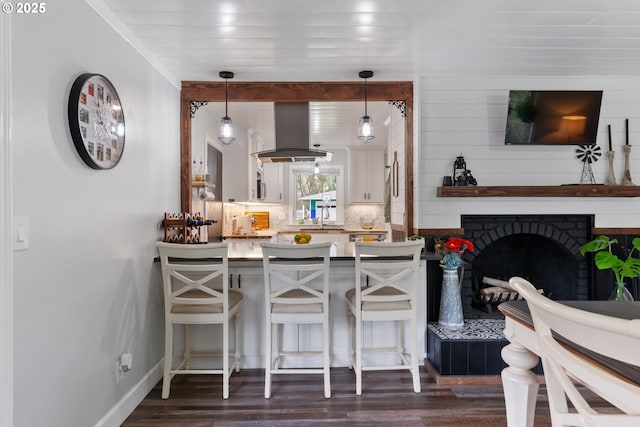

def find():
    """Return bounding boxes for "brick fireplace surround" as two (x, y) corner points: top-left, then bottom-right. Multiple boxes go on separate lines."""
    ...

(460, 214), (593, 317)
(426, 214), (595, 379)
(424, 216), (640, 379)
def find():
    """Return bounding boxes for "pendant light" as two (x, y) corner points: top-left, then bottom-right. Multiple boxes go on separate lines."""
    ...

(357, 70), (375, 143)
(218, 71), (235, 145)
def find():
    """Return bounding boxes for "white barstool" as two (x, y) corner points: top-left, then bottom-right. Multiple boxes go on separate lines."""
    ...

(157, 242), (243, 399)
(346, 240), (424, 395)
(261, 242), (332, 398)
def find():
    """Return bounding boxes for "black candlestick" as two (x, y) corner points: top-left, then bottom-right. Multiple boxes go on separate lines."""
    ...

(626, 118), (629, 145)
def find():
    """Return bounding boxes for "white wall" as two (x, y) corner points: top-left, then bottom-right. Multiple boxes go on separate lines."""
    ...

(11, 1), (179, 426)
(417, 75), (640, 229)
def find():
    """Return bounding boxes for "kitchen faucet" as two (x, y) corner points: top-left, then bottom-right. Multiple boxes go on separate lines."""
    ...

(320, 193), (331, 229)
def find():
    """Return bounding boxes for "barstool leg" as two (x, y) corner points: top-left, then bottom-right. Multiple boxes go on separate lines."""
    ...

(396, 320), (403, 363)
(162, 322), (173, 399)
(323, 313), (331, 398)
(234, 312), (241, 372)
(184, 324), (191, 369)
(265, 321), (272, 398)
(223, 318), (230, 399)
(355, 317), (362, 395)
(410, 316), (420, 393)
(347, 310), (353, 369)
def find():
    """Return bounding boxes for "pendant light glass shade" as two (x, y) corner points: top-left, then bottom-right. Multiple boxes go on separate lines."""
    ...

(357, 70), (375, 143)
(357, 115), (375, 142)
(218, 116), (235, 145)
(218, 71), (236, 145)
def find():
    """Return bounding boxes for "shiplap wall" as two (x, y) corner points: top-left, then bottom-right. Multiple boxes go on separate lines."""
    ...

(417, 75), (640, 229)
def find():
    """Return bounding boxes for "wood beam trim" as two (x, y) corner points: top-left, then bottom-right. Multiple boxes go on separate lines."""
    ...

(592, 228), (640, 235)
(181, 81), (413, 102)
(418, 228), (465, 236)
(180, 80), (414, 217)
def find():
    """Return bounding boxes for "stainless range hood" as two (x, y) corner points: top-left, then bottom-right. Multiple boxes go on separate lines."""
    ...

(252, 102), (332, 163)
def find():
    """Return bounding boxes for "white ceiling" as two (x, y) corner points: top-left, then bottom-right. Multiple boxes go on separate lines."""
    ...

(99, 0), (640, 82)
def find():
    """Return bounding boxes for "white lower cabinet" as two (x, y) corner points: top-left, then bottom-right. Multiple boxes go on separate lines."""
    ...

(183, 260), (426, 369)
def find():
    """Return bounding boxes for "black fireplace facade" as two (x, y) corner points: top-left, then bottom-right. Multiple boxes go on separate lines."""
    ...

(460, 214), (594, 318)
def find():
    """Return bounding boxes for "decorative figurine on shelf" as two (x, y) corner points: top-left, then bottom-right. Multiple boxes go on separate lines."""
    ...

(451, 154), (478, 186)
(576, 144), (601, 184)
(452, 154), (467, 186)
(465, 170), (478, 186)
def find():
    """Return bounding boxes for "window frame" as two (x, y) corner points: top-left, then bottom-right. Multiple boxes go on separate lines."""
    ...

(289, 164), (344, 226)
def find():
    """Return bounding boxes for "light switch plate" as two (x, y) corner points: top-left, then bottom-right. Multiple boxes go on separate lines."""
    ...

(13, 216), (28, 251)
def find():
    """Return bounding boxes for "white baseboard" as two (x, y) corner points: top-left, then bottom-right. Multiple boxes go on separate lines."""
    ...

(94, 359), (163, 427)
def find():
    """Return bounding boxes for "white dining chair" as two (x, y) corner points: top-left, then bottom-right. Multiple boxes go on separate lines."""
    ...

(157, 242), (243, 399)
(261, 242), (332, 398)
(346, 240), (424, 395)
(509, 276), (640, 427)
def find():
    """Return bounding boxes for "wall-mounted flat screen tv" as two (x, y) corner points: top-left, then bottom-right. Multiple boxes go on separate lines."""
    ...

(505, 90), (603, 145)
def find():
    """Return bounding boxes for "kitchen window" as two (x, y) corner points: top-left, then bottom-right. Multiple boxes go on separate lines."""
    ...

(289, 165), (344, 226)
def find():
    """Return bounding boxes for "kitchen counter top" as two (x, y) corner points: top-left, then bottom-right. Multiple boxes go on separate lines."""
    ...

(224, 234), (274, 239)
(226, 240), (437, 262)
(277, 228), (388, 234)
(224, 230), (277, 239)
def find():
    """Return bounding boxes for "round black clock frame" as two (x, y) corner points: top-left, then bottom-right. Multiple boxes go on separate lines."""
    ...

(68, 73), (125, 170)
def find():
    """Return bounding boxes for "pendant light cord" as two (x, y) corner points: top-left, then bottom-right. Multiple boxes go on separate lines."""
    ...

(364, 77), (368, 117)
(224, 77), (229, 117)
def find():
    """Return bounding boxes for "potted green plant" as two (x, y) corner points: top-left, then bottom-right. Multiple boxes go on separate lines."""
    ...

(579, 235), (639, 301)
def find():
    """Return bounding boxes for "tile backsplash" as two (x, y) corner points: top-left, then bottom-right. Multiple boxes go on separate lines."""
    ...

(223, 203), (386, 234)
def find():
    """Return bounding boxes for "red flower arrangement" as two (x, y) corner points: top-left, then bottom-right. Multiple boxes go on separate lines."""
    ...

(440, 237), (474, 268)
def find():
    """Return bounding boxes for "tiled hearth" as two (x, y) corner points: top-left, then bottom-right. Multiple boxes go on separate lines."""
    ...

(427, 319), (507, 376)
(426, 319), (543, 379)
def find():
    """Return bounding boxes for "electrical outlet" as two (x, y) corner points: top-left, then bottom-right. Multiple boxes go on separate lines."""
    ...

(116, 352), (132, 384)
(120, 352), (132, 371)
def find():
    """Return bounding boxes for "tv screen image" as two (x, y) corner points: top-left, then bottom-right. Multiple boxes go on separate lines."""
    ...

(505, 90), (603, 145)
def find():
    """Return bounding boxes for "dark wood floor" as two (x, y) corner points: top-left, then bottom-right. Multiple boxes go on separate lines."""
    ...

(123, 367), (552, 426)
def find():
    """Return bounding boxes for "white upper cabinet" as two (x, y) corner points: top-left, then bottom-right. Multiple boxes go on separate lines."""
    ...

(261, 163), (284, 203)
(348, 146), (385, 204)
(222, 129), (249, 203)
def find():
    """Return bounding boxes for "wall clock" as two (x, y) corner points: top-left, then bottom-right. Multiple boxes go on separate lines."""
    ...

(68, 73), (125, 169)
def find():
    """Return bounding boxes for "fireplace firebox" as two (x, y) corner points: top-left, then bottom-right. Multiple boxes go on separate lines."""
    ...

(460, 214), (594, 318)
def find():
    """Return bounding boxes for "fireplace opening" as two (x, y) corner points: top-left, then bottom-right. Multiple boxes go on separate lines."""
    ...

(471, 233), (578, 313)
(460, 214), (593, 318)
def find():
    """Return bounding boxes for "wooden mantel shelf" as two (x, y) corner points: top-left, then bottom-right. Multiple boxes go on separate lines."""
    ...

(437, 184), (640, 198)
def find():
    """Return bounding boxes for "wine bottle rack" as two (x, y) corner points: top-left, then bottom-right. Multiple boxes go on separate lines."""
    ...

(163, 212), (213, 244)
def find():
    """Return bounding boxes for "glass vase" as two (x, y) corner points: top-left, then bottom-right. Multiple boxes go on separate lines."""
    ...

(610, 282), (634, 302)
(438, 265), (464, 330)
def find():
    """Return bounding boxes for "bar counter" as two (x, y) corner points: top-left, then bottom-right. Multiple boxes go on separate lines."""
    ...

(156, 239), (433, 369)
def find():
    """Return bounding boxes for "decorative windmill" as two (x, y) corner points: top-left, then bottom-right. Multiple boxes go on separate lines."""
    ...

(576, 145), (602, 184)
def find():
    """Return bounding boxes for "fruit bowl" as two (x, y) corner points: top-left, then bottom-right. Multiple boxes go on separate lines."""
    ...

(294, 232), (312, 244)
